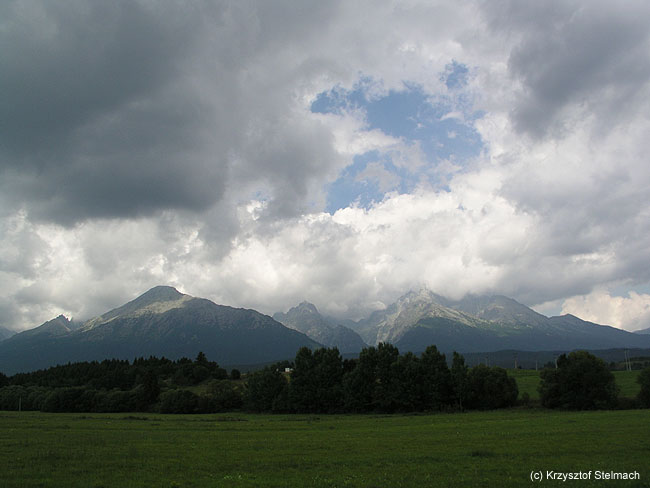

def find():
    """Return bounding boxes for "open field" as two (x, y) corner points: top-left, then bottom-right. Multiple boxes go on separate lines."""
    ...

(510, 369), (641, 401)
(1, 409), (649, 488)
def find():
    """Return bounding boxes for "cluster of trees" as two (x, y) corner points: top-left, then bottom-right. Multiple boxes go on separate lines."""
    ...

(2, 347), (648, 414)
(539, 351), (618, 409)
(539, 351), (650, 410)
(0, 345), (519, 414)
(0, 354), (242, 414)
(245, 344), (518, 413)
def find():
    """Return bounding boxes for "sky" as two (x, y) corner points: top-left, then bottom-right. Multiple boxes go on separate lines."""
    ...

(2, 0), (650, 332)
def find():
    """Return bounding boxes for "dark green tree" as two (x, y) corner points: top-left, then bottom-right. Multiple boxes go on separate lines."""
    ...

(159, 389), (199, 414)
(289, 347), (344, 413)
(465, 365), (518, 410)
(138, 369), (160, 404)
(450, 351), (469, 410)
(244, 366), (289, 413)
(539, 351), (618, 410)
(342, 343), (401, 412)
(342, 346), (379, 412)
(637, 366), (650, 408)
(204, 379), (244, 411)
(386, 352), (424, 412)
(420, 345), (453, 410)
(373, 342), (400, 411)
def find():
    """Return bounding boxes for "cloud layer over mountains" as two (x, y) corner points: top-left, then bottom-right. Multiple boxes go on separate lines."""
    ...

(2, 0), (650, 331)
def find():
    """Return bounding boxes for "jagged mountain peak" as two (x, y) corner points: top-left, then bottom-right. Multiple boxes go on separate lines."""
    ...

(448, 294), (548, 327)
(44, 314), (70, 326)
(294, 301), (319, 314)
(138, 285), (184, 301)
(274, 302), (366, 353)
(358, 289), (481, 345)
(397, 288), (444, 305)
(18, 314), (72, 338)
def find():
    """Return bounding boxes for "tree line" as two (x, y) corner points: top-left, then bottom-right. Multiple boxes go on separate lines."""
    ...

(1, 346), (648, 414)
(246, 344), (518, 413)
(0, 353), (242, 414)
(0, 344), (519, 414)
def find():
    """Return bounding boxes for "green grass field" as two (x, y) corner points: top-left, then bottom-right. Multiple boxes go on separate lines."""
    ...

(1, 409), (649, 488)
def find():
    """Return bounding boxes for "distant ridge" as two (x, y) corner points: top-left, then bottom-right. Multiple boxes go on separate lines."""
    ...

(0, 326), (16, 342)
(350, 289), (650, 353)
(3, 286), (650, 375)
(273, 301), (366, 353)
(0, 286), (320, 375)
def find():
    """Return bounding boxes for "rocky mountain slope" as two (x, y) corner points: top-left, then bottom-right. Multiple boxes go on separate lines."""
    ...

(273, 302), (366, 353)
(0, 326), (16, 342)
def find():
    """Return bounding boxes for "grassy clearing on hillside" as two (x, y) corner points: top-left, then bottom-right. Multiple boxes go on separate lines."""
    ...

(613, 370), (643, 398)
(1, 409), (649, 488)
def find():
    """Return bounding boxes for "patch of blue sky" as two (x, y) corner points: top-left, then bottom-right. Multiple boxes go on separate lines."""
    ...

(313, 66), (484, 212)
(325, 151), (420, 213)
(609, 282), (650, 298)
(442, 60), (469, 89)
(324, 151), (383, 212)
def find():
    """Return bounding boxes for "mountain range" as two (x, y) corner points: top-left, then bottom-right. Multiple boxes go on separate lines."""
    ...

(1, 286), (649, 375)
(352, 289), (650, 353)
(0, 286), (319, 375)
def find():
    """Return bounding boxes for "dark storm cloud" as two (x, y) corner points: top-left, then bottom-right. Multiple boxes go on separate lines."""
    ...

(0, 1), (196, 157)
(483, 0), (650, 138)
(0, 0), (347, 225)
(12, 91), (227, 223)
(0, 1), (229, 223)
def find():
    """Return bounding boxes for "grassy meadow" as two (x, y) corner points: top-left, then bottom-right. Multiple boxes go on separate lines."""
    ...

(1, 408), (649, 488)
(1, 369), (647, 487)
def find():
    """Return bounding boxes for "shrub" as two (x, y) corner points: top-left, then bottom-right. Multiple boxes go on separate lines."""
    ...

(204, 379), (244, 412)
(98, 389), (140, 412)
(539, 351), (618, 410)
(42, 387), (95, 412)
(0, 386), (29, 410)
(158, 389), (200, 414)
